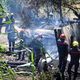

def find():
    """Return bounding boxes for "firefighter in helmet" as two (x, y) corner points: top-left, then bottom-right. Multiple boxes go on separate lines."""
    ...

(67, 41), (80, 80)
(57, 33), (68, 80)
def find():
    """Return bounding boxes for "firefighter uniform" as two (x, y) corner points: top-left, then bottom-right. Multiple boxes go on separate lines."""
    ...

(57, 34), (68, 80)
(67, 41), (80, 80)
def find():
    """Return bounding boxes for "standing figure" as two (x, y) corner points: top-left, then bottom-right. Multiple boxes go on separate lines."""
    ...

(57, 33), (68, 80)
(28, 35), (43, 67)
(5, 13), (15, 52)
(67, 41), (80, 80)
(16, 29), (25, 61)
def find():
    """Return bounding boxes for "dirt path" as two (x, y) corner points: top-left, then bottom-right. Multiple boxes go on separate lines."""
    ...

(0, 34), (8, 44)
(16, 75), (32, 80)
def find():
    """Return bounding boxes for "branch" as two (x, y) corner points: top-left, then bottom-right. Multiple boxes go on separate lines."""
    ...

(63, 3), (80, 18)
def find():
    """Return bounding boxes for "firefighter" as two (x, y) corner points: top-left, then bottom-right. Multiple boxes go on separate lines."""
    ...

(67, 41), (80, 80)
(57, 33), (68, 80)
(5, 13), (15, 52)
(16, 30), (25, 61)
(28, 34), (43, 67)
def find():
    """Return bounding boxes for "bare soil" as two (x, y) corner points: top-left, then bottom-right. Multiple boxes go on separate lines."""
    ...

(16, 75), (32, 80)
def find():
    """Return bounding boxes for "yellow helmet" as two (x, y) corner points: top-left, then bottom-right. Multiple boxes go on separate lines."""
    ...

(72, 41), (79, 47)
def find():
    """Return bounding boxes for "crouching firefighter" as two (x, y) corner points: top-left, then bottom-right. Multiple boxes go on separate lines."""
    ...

(57, 34), (68, 80)
(67, 41), (80, 80)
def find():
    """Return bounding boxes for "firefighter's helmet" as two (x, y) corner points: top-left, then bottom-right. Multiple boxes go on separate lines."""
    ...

(72, 41), (79, 47)
(60, 34), (66, 39)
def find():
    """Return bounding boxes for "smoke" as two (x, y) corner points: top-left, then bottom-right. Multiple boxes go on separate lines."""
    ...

(5, 0), (70, 29)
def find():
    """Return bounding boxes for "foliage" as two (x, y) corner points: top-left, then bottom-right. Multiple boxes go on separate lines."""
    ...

(0, 0), (79, 26)
(3, 19), (13, 24)
(0, 44), (6, 53)
(1, 0), (79, 29)
(0, 4), (5, 16)
(0, 61), (16, 80)
(31, 50), (36, 80)
(38, 71), (53, 80)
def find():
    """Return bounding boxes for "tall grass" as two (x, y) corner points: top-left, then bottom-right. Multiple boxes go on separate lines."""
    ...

(31, 50), (36, 80)
(0, 61), (16, 80)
